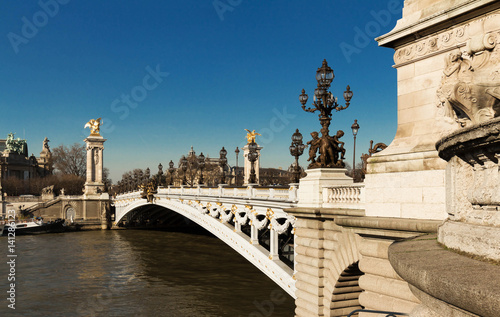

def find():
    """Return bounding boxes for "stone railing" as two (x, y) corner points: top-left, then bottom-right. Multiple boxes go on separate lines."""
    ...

(322, 184), (365, 209)
(5, 196), (43, 203)
(144, 184), (298, 202)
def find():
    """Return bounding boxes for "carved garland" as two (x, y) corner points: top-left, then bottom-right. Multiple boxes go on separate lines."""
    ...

(394, 13), (500, 65)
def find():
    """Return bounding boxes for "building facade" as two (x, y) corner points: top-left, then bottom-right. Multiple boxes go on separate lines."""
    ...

(0, 133), (52, 180)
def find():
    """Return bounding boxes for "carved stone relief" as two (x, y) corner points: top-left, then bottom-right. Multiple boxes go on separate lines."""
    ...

(432, 14), (500, 127)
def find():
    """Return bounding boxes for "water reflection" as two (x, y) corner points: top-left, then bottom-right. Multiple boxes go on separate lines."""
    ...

(1, 230), (295, 317)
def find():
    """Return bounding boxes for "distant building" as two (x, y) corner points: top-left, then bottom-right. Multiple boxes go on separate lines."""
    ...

(0, 133), (52, 180)
(229, 166), (291, 186)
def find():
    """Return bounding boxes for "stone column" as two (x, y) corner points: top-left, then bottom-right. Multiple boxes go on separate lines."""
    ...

(363, 0), (500, 221)
(84, 135), (106, 195)
(242, 142), (262, 185)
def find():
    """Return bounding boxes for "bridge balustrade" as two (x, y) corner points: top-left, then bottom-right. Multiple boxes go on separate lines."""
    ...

(322, 184), (365, 209)
(155, 184), (299, 202)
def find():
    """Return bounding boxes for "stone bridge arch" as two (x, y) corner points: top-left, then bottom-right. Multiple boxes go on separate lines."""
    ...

(294, 218), (364, 317)
(322, 229), (363, 316)
(115, 198), (296, 298)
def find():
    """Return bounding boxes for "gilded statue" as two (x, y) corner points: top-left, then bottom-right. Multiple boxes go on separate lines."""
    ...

(244, 129), (261, 144)
(84, 118), (103, 136)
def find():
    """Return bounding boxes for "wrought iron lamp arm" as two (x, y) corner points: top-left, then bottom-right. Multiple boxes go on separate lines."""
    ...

(334, 103), (350, 112)
(301, 104), (317, 113)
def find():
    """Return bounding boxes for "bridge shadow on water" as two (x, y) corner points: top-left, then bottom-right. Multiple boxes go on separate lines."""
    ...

(120, 203), (295, 270)
(114, 220), (296, 316)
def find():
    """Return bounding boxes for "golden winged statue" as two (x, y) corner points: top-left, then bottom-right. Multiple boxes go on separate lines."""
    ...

(244, 129), (261, 144)
(84, 118), (103, 136)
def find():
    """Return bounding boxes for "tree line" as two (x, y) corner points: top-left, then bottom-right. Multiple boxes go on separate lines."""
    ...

(2, 143), (111, 196)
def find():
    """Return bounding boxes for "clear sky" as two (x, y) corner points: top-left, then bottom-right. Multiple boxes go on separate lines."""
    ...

(1, 0), (403, 182)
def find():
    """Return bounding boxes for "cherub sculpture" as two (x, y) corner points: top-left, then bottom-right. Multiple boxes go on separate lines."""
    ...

(306, 131), (320, 163)
(84, 118), (103, 136)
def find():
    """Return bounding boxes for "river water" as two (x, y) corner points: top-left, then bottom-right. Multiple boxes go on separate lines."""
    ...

(1, 230), (295, 317)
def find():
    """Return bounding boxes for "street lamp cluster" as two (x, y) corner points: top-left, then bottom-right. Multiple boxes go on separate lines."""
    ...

(115, 60), (363, 193)
(290, 59), (361, 183)
(298, 59), (353, 169)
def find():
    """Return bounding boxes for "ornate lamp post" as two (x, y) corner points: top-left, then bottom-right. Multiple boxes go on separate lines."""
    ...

(198, 152), (205, 185)
(180, 155), (188, 185)
(145, 167), (150, 181)
(157, 163), (163, 186)
(247, 141), (258, 184)
(168, 160), (175, 186)
(138, 170), (144, 188)
(299, 59), (353, 168)
(235, 147), (240, 186)
(289, 129), (306, 184)
(127, 175), (132, 192)
(219, 147), (227, 184)
(351, 119), (360, 182)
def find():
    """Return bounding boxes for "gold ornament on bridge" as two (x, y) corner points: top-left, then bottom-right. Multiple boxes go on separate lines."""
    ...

(84, 118), (103, 136)
(244, 129), (261, 144)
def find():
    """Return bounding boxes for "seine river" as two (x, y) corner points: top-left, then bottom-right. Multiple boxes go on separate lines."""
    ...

(1, 230), (295, 317)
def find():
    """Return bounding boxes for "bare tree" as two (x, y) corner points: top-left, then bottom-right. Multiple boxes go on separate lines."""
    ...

(52, 143), (86, 177)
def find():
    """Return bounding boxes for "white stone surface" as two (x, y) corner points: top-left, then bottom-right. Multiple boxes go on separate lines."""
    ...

(297, 168), (353, 208)
(84, 136), (106, 195)
(364, 170), (447, 220)
(439, 221), (500, 261)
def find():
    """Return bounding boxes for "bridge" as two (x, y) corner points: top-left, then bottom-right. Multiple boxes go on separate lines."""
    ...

(114, 185), (300, 298)
(112, 182), (442, 316)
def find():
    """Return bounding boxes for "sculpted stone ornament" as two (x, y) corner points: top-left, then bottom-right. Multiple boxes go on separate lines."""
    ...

(436, 116), (500, 261)
(436, 30), (500, 127)
(84, 118), (103, 136)
(42, 137), (50, 152)
(41, 185), (54, 195)
(5, 132), (28, 156)
(299, 60), (353, 169)
(361, 140), (388, 175)
(244, 129), (261, 144)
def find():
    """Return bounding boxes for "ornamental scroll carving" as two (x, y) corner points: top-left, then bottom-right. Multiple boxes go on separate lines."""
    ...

(394, 13), (500, 65)
(434, 15), (500, 127)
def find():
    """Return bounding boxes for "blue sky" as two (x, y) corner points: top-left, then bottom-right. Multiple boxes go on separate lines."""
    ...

(1, 0), (402, 182)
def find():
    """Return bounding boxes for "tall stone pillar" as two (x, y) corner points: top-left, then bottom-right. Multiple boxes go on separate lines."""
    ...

(242, 143), (262, 185)
(84, 135), (106, 195)
(365, 0), (500, 221)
